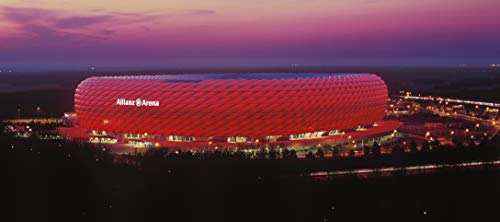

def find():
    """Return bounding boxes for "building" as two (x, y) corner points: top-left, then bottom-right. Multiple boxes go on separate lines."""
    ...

(73, 73), (399, 148)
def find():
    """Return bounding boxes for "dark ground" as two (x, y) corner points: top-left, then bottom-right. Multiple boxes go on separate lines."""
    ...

(4, 135), (500, 222)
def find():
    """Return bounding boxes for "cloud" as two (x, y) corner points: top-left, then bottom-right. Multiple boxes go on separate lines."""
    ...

(19, 24), (105, 43)
(0, 6), (108, 43)
(0, 6), (215, 42)
(0, 6), (56, 23)
(54, 15), (114, 29)
(189, 9), (215, 15)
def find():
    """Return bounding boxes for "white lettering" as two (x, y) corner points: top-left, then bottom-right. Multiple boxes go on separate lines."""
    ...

(116, 98), (159, 107)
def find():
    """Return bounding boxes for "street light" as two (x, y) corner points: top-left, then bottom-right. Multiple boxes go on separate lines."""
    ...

(465, 129), (469, 140)
(340, 132), (345, 147)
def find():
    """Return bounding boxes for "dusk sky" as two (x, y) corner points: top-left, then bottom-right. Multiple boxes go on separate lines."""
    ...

(1, 0), (500, 67)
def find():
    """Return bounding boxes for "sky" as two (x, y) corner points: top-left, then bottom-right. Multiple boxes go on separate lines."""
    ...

(0, 0), (499, 68)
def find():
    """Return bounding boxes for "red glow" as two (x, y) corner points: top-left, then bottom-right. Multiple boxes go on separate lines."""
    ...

(75, 74), (388, 138)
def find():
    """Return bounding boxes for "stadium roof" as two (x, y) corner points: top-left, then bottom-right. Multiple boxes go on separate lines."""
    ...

(93, 73), (371, 82)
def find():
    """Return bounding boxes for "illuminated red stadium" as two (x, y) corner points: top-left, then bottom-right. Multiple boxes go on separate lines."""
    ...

(74, 73), (396, 146)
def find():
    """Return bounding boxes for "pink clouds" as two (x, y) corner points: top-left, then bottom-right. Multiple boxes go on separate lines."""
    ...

(0, 6), (215, 46)
(0, 1), (499, 66)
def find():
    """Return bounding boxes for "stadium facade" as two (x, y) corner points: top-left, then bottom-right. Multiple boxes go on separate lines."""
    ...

(73, 73), (399, 148)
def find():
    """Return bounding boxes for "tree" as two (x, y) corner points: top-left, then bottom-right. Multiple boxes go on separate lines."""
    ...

(348, 149), (355, 157)
(332, 147), (340, 157)
(392, 145), (404, 155)
(316, 148), (324, 158)
(409, 140), (418, 153)
(372, 142), (381, 156)
(305, 150), (316, 159)
(257, 148), (267, 159)
(431, 140), (440, 149)
(268, 148), (277, 159)
(282, 148), (290, 159)
(363, 146), (371, 156)
(421, 141), (430, 152)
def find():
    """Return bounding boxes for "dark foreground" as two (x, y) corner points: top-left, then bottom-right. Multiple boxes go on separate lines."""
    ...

(5, 136), (499, 222)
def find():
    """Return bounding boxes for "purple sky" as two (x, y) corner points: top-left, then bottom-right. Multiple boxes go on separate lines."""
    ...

(1, 0), (499, 67)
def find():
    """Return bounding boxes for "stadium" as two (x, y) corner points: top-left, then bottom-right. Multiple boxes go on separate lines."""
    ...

(70, 73), (401, 149)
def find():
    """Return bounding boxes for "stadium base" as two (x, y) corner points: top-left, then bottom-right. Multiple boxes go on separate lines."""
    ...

(59, 120), (402, 151)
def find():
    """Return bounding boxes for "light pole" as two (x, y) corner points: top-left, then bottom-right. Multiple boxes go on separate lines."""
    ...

(17, 108), (20, 120)
(450, 130), (454, 140)
(465, 128), (469, 141)
(340, 132), (345, 147)
(347, 135), (352, 148)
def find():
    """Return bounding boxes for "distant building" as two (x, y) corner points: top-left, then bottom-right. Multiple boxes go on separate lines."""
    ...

(62, 112), (78, 126)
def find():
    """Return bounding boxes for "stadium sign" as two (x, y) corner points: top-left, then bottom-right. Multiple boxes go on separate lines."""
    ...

(116, 98), (160, 107)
